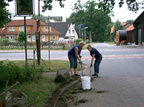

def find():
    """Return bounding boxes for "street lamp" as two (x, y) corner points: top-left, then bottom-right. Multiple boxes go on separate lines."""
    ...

(84, 27), (88, 42)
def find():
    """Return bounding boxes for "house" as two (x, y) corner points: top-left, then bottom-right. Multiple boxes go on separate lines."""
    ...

(0, 19), (62, 42)
(50, 22), (78, 40)
(126, 24), (135, 43)
(111, 11), (144, 45)
(110, 23), (132, 41)
(133, 11), (144, 45)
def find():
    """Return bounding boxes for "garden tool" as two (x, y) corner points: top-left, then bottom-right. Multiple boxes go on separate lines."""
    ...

(89, 67), (94, 82)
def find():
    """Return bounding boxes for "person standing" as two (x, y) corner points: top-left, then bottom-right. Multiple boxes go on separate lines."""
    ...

(87, 45), (102, 77)
(68, 41), (85, 77)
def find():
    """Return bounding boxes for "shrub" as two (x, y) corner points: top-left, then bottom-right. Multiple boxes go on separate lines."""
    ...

(2, 38), (9, 43)
(85, 39), (90, 43)
(0, 61), (42, 92)
(74, 38), (83, 44)
(18, 31), (25, 43)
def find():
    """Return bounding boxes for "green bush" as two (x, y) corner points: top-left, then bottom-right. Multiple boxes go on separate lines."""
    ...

(85, 39), (90, 43)
(2, 38), (9, 43)
(18, 31), (25, 43)
(74, 38), (83, 44)
(0, 61), (42, 92)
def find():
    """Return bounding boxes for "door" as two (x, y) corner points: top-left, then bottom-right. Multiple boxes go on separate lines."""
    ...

(138, 29), (142, 45)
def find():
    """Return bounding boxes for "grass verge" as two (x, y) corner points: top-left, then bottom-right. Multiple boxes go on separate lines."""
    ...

(0, 60), (81, 107)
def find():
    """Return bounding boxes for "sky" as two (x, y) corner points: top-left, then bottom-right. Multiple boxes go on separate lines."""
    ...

(7, 0), (144, 22)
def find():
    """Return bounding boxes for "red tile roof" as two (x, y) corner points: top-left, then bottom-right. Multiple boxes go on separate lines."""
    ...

(110, 26), (115, 34)
(126, 24), (134, 31)
(0, 19), (62, 35)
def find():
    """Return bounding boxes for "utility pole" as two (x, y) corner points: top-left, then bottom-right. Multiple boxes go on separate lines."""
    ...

(47, 16), (51, 62)
(36, 0), (41, 65)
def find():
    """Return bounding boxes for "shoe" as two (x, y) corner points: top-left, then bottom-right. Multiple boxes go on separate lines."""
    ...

(71, 75), (75, 77)
(92, 74), (98, 78)
(74, 74), (80, 76)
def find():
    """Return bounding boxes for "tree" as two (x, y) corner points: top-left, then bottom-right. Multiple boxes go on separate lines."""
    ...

(31, 14), (47, 23)
(112, 20), (123, 41)
(0, 0), (11, 28)
(125, 20), (134, 23)
(98, 0), (144, 12)
(104, 23), (114, 41)
(7, 0), (143, 12)
(67, 0), (111, 42)
(18, 31), (25, 43)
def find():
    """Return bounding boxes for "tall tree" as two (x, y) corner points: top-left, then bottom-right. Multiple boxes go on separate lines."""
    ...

(112, 20), (123, 41)
(67, 0), (111, 42)
(98, 0), (144, 12)
(31, 14), (47, 23)
(125, 20), (134, 23)
(0, 0), (11, 27)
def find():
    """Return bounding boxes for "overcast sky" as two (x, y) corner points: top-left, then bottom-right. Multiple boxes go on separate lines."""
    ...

(7, 0), (144, 22)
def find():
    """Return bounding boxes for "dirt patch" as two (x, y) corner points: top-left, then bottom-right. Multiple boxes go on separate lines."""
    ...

(44, 77), (90, 107)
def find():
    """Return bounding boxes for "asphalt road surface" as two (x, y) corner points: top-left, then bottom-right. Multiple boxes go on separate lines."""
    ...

(1, 43), (144, 106)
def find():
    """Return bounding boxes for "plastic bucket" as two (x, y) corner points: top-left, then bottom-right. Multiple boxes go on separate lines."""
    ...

(81, 76), (91, 90)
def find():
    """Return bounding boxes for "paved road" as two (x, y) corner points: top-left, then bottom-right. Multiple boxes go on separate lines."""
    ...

(1, 43), (144, 106)
(73, 43), (144, 107)
(0, 43), (144, 60)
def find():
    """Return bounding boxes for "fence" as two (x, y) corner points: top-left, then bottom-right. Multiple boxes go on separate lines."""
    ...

(0, 42), (75, 50)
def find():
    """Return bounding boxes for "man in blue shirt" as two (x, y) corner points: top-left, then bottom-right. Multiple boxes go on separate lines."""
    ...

(87, 45), (102, 77)
(68, 41), (85, 77)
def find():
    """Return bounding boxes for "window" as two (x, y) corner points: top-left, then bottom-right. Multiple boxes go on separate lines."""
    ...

(27, 35), (31, 42)
(46, 26), (49, 31)
(53, 35), (56, 40)
(19, 26), (24, 31)
(69, 29), (71, 33)
(6, 35), (15, 42)
(32, 35), (36, 42)
(42, 35), (45, 41)
(10, 27), (15, 31)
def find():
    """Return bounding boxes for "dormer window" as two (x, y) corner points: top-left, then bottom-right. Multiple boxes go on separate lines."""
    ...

(2, 28), (5, 30)
(10, 27), (15, 31)
(69, 29), (71, 33)
(19, 26), (24, 31)
(46, 26), (49, 31)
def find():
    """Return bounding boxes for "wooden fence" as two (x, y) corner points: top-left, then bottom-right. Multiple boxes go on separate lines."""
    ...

(0, 42), (75, 50)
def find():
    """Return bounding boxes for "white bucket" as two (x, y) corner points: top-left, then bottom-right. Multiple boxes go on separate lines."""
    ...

(81, 76), (91, 90)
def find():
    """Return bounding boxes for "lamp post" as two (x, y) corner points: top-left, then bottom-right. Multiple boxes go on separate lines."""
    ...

(84, 27), (88, 42)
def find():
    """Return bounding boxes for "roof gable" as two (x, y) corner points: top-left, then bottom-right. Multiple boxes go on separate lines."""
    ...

(133, 11), (144, 27)
(6, 19), (47, 26)
(50, 22), (72, 37)
(126, 24), (134, 31)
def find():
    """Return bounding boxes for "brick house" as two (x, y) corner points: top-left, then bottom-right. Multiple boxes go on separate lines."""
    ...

(0, 19), (62, 42)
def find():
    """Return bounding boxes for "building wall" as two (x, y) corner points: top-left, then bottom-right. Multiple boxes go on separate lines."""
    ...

(134, 23), (144, 45)
(127, 30), (135, 43)
(1, 25), (59, 42)
(65, 24), (78, 39)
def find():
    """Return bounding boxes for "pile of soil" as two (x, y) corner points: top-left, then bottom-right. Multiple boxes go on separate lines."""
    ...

(44, 77), (88, 107)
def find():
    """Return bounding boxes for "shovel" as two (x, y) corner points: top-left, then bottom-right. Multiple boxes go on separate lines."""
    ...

(90, 67), (94, 81)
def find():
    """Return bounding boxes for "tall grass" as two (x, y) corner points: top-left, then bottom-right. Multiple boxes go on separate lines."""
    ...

(0, 61), (42, 92)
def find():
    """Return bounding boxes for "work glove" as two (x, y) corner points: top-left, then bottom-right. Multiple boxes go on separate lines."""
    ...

(79, 60), (82, 64)
(79, 55), (82, 58)
(90, 63), (92, 67)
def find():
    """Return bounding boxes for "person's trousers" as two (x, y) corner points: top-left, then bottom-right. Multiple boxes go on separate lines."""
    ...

(94, 56), (102, 74)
